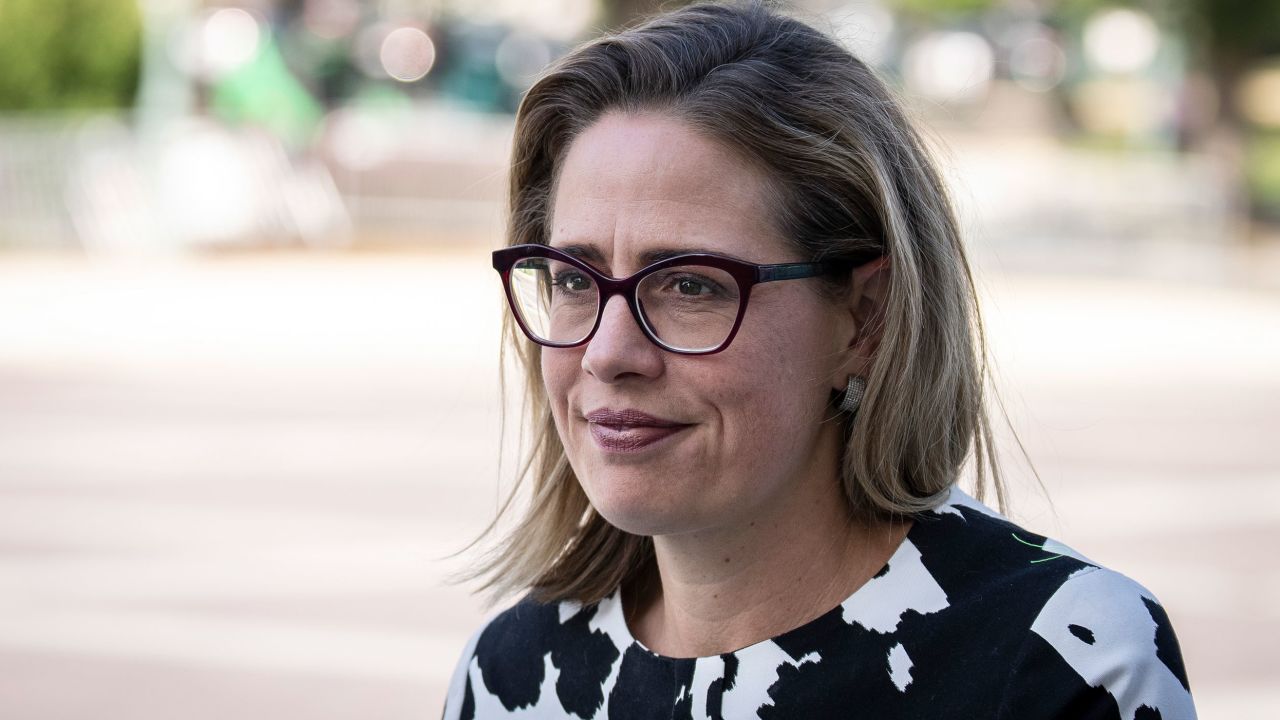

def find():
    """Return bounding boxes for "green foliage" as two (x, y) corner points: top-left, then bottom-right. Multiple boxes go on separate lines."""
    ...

(1247, 131), (1280, 214)
(0, 0), (142, 111)
(1192, 0), (1280, 63)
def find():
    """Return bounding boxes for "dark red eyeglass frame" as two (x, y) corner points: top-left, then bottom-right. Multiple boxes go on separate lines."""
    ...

(492, 243), (880, 355)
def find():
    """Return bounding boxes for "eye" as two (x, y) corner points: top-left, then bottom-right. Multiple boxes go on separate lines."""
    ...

(662, 273), (724, 297)
(676, 277), (712, 296)
(553, 271), (592, 292)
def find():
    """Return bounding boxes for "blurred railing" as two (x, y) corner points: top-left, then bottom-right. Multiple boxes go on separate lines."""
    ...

(940, 126), (1240, 276)
(0, 116), (82, 249)
(0, 113), (351, 253)
(318, 104), (510, 246)
(0, 99), (1244, 271)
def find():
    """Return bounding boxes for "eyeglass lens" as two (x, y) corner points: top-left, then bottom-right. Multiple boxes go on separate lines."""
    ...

(509, 257), (742, 352)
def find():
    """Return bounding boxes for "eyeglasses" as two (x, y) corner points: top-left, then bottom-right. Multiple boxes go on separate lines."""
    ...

(492, 244), (876, 355)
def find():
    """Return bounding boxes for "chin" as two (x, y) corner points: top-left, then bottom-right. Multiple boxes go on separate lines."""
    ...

(581, 478), (697, 537)
(595, 508), (678, 537)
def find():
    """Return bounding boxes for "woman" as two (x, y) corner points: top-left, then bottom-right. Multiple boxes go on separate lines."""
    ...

(443, 2), (1196, 718)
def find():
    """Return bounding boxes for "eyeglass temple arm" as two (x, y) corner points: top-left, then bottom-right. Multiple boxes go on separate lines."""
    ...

(756, 263), (820, 283)
(756, 252), (881, 283)
(755, 260), (850, 283)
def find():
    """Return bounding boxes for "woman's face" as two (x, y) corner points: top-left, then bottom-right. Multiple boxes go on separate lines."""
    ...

(542, 112), (851, 537)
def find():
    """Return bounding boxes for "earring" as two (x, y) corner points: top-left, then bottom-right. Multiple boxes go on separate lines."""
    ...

(840, 376), (866, 415)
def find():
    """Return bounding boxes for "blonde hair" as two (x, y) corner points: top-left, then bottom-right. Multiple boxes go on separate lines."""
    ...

(465, 0), (1014, 605)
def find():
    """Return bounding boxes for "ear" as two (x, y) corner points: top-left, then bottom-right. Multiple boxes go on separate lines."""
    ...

(831, 255), (891, 393)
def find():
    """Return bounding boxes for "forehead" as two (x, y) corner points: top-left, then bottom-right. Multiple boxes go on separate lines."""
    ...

(547, 112), (788, 270)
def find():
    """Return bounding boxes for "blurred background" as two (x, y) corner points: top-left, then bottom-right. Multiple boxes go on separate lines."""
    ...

(0, 0), (1277, 717)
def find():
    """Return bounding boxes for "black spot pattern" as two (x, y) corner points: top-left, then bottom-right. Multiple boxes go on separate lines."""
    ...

(705, 653), (738, 720)
(459, 679), (474, 720)
(554, 605), (623, 716)
(1069, 623), (1097, 645)
(470, 601), (619, 717)
(471, 602), (560, 711)
(997, 633), (1122, 720)
(607, 646), (690, 720)
(670, 660), (695, 720)
(442, 490), (1198, 720)
(1143, 596), (1192, 692)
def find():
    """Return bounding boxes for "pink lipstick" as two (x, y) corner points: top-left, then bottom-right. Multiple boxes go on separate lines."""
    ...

(584, 408), (691, 453)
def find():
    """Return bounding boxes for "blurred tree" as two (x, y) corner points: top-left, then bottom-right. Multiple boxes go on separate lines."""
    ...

(1043, 0), (1280, 115)
(1183, 0), (1280, 118)
(1191, 0), (1280, 220)
(909, 0), (1280, 216)
(0, 0), (142, 111)
(1079, 0), (1280, 216)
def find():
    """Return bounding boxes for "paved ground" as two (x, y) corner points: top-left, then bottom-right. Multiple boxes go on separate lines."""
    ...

(0, 247), (1276, 718)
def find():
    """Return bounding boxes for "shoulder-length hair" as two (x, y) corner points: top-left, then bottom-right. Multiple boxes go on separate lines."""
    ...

(466, 0), (1014, 605)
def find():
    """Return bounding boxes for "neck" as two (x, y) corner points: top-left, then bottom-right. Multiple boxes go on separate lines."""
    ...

(623, 433), (912, 658)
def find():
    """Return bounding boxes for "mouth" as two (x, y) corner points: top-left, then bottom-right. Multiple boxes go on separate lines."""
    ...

(587, 421), (692, 453)
(583, 408), (693, 453)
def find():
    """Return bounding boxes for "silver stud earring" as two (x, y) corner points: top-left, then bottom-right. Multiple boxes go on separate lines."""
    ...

(840, 376), (866, 415)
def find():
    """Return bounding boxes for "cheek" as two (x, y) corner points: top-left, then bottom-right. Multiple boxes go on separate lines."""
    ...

(717, 304), (837, 434)
(735, 298), (836, 388)
(706, 347), (820, 444)
(540, 349), (579, 428)
(537, 345), (583, 450)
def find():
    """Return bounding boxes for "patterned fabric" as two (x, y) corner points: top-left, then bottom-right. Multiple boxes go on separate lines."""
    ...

(442, 487), (1196, 719)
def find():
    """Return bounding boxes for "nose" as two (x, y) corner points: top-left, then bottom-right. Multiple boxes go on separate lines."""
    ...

(581, 294), (664, 382)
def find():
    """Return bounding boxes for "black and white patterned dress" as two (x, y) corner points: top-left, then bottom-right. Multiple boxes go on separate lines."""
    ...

(442, 487), (1196, 719)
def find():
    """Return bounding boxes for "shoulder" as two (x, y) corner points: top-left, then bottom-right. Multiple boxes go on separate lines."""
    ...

(441, 593), (630, 720)
(912, 488), (1196, 719)
(1012, 564), (1196, 718)
(901, 486), (1105, 620)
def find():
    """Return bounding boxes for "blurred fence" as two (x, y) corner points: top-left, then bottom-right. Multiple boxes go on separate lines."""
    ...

(0, 106), (514, 253)
(319, 104), (509, 244)
(937, 124), (1241, 276)
(0, 99), (1246, 285)
(0, 114), (351, 253)
(0, 117), (82, 249)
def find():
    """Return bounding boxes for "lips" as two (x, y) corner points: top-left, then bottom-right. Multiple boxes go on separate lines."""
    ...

(584, 408), (692, 453)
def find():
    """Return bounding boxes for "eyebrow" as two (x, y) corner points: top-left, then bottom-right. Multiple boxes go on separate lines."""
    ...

(557, 243), (721, 270)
